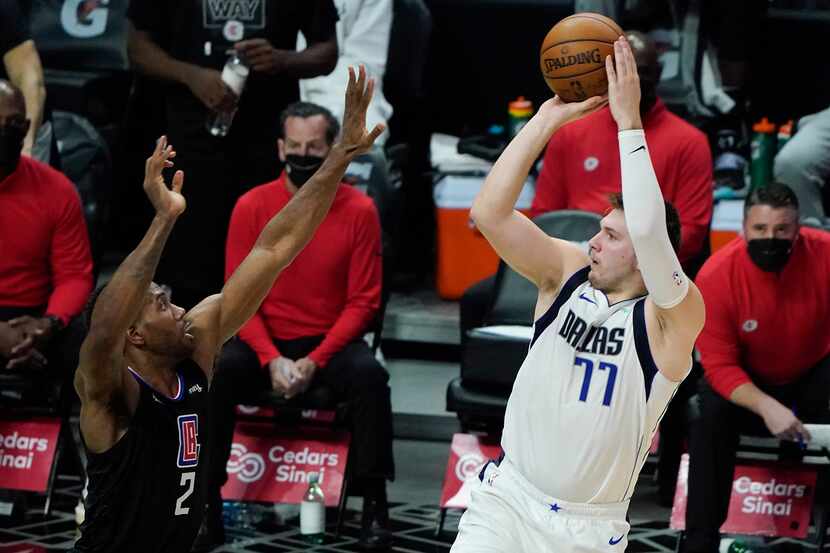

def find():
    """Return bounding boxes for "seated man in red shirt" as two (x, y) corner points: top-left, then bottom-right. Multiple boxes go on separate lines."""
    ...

(0, 80), (93, 383)
(204, 102), (392, 549)
(684, 184), (830, 553)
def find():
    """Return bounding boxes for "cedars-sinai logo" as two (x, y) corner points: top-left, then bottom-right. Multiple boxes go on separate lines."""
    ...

(455, 453), (485, 481)
(0, 431), (49, 469)
(227, 444), (266, 483)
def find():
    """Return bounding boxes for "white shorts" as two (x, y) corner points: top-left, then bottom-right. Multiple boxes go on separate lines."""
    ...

(451, 456), (631, 553)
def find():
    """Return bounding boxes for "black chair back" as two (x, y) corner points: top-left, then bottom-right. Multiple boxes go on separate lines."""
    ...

(487, 210), (601, 326)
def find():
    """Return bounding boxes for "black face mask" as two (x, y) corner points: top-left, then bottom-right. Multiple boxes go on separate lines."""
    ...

(747, 238), (794, 272)
(285, 154), (325, 188)
(0, 123), (26, 173)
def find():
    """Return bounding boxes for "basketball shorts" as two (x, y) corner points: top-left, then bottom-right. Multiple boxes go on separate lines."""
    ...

(451, 456), (631, 553)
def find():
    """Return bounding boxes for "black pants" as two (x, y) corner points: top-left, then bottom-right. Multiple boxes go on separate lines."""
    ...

(207, 336), (395, 508)
(685, 355), (830, 553)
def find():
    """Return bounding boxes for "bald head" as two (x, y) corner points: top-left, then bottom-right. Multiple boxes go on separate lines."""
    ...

(0, 80), (26, 119)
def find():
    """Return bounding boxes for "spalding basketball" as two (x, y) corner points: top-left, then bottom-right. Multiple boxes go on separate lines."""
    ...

(540, 12), (624, 102)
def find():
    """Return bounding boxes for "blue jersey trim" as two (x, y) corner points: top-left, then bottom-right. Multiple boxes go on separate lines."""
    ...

(633, 299), (659, 400)
(530, 266), (590, 349)
(127, 367), (185, 402)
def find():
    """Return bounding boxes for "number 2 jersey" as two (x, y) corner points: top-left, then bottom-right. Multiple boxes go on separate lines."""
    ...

(74, 359), (209, 553)
(501, 266), (690, 504)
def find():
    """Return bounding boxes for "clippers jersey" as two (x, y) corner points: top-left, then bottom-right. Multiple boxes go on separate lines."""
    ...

(75, 359), (209, 553)
(502, 266), (688, 503)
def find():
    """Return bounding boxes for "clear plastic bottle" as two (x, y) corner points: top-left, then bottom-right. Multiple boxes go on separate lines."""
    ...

(206, 51), (249, 137)
(300, 473), (325, 544)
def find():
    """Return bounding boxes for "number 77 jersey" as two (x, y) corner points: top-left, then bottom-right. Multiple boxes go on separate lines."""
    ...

(501, 266), (690, 504)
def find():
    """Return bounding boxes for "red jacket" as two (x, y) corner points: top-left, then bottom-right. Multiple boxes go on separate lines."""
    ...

(531, 99), (713, 264)
(225, 174), (382, 367)
(0, 156), (93, 324)
(696, 227), (830, 399)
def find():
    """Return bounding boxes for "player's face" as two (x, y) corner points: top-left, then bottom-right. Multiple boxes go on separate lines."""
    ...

(132, 283), (195, 357)
(587, 209), (639, 291)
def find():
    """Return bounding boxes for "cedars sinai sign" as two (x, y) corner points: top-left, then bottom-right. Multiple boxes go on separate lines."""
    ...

(0, 419), (61, 492)
(671, 454), (817, 538)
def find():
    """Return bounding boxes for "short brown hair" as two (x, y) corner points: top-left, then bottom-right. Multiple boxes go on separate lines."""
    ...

(608, 193), (682, 254)
(744, 182), (799, 215)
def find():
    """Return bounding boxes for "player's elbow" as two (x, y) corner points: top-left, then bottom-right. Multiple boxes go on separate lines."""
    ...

(470, 198), (503, 232)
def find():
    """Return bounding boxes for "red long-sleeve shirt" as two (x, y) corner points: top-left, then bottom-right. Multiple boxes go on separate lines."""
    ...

(531, 99), (713, 264)
(696, 227), (830, 399)
(0, 156), (93, 324)
(225, 174), (382, 368)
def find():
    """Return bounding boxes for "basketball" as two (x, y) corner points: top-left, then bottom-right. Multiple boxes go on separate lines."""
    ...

(539, 12), (624, 102)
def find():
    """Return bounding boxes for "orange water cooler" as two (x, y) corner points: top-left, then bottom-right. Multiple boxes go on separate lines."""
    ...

(434, 175), (535, 300)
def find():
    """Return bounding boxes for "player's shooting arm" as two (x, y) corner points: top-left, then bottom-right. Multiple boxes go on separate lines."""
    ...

(213, 66), (384, 345)
(75, 138), (183, 401)
(470, 97), (603, 292)
(608, 39), (705, 380)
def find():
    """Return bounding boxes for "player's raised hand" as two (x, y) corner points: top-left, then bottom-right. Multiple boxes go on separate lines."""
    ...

(538, 93), (608, 129)
(606, 36), (642, 130)
(340, 65), (385, 157)
(143, 135), (186, 219)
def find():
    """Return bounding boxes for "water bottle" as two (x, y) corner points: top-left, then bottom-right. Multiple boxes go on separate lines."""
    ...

(749, 117), (776, 193)
(776, 119), (794, 153)
(206, 51), (249, 137)
(728, 540), (753, 553)
(508, 97), (533, 138)
(300, 473), (325, 544)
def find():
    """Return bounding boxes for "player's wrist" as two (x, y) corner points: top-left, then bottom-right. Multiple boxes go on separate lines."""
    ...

(616, 116), (643, 131)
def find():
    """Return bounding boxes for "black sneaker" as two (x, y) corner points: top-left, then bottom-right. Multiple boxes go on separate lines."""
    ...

(358, 496), (392, 551)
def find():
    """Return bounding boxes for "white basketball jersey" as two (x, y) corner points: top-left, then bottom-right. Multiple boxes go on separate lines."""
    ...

(501, 266), (689, 504)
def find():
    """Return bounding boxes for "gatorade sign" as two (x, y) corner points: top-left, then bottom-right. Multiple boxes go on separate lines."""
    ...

(0, 419), (61, 493)
(221, 422), (349, 506)
(670, 454), (816, 538)
(439, 433), (502, 509)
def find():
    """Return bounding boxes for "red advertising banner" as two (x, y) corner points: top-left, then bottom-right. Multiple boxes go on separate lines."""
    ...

(0, 418), (61, 493)
(671, 454), (817, 538)
(235, 405), (336, 424)
(221, 422), (349, 506)
(0, 545), (48, 553)
(440, 433), (502, 509)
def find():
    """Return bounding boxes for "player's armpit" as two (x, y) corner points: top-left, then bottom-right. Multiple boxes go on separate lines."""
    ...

(645, 283), (705, 381)
(182, 293), (224, 377)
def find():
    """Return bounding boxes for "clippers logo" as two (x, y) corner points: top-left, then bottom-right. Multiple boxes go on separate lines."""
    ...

(742, 319), (759, 333)
(583, 156), (599, 172)
(177, 415), (200, 468)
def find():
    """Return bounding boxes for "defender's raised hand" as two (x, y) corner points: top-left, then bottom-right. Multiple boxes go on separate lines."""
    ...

(340, 65), (385, 157)
(606, 36), (642, 131)
(143, 135), (186, 219)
